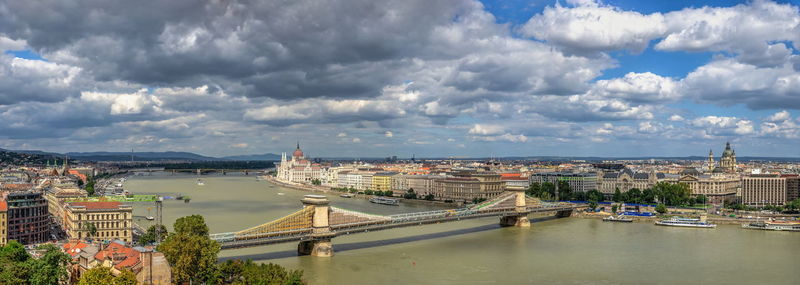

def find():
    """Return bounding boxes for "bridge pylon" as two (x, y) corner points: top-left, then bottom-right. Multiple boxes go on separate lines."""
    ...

(298, 195), (335, 257)
(499, 186), (530, 227)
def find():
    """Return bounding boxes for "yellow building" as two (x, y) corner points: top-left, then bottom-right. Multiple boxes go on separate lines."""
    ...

(65, 202), (133, 242)
(0, 200), (7, 246)
(372, 172), (397, 192)
(669, 173), (739, 205)
(45, 187), (88, 230)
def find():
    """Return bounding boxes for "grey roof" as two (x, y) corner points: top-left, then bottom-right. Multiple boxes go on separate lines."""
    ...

(680, 168), (701, 176)
(603, 173), (619, 178)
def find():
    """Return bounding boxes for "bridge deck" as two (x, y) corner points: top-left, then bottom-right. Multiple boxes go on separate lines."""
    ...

(216, 205), (578, 250)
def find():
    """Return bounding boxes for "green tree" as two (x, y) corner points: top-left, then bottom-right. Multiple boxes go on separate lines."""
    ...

(364, 190), (374, 195)
(173, 214), (209, 236)
(526, 182), (541, 197)
(556, 180), (572, 200)
(586, 190), (604, 202)
(626, 188), (642, 204)
(695, 194), (708, 205)
(85, 176), (96, 196)
(383, 190), (393, 197)
(611, 204), (618, 213)
(28, 244), (71, 285)
(78, 266), (115, 285)
(651, 182), (692, 206)
(786, 198), (800, 212)
(588, 201), (598, 211)
(158, 215), (220, 284)
(0, 241), (32, 284)
(138, 224), (168, 245)
(216, 259), (305, 285)
(114, 269), (138, 285)
(424, 194), (435, 201)
(541, 182), (556, 198)
(310, 179), (321, 186)
(403, 188), (417, 199)
(572, 191), (586, 201)
(642, 188), (656, 204)
(0, 241), (29, 263)
(613, 188), (623, 202)
(655, 204), (667, 214)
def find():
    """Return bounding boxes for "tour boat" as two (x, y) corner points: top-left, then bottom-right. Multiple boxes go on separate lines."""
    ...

(340, 193), (354, 198)
(655, 217), (716, 228)
(742, 219), (800, 232)
(369, 197), (400, 206)
(197, 179), (205, 186)
(145, 216), (155, 221)
(603, 215), (633, 223)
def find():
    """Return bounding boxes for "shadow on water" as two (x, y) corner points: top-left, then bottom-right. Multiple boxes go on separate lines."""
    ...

(218, 216), (562, 262)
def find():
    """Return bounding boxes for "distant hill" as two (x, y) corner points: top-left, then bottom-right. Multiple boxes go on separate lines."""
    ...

(0, 148), (74, 165)
(66, 151), (223, 162)
(222, 153), (281, 161)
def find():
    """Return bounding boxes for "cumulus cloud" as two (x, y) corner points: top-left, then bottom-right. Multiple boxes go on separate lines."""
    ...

(0, 55), (83, 105)
(681, 59), (800, 109)
(669, 115), (685, 121)
(766, 110), (791, 122)
(522, 0), (666, 53)
(591, 72), (680, 103)
(691, 116), (755, 136)
(523, 0), (800, 67)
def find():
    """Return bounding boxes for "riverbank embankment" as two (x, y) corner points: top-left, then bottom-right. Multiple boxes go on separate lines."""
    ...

(261, 175), (458, 207)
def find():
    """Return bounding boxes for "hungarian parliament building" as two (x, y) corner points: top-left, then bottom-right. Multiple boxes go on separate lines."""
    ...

(276, 143), (327, 184)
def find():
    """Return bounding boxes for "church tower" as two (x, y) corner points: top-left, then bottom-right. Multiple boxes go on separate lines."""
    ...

(707, 149), (715, 172)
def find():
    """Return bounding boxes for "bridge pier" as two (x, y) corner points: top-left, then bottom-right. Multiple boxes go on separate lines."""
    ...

(298, 239), (333, 257)
(500, 186), (530, 227)
(298, 195), (335, 257)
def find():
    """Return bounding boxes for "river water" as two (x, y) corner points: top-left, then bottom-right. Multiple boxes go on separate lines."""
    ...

(124, 174), (799, 285)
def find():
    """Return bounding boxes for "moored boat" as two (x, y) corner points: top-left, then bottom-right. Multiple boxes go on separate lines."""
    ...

(340, 193), (354, 198)
(655, 216), (716, 228)
(603, 215), (633, 223)
(369, 197), (399, 206)
(742, 219), (800, 232)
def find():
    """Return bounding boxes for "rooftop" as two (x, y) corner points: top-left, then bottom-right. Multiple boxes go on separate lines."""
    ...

(68, 201), (123, 210)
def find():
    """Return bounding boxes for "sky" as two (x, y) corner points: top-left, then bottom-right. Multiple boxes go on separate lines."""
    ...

(0, 0), (799, 158)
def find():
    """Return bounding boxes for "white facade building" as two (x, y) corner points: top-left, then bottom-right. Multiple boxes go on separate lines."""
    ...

(276, 143), (327, 184)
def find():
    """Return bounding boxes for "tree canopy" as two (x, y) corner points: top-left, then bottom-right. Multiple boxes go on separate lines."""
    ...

(0, 242), (71, 285)
(157, 216), (219, 284)
(158, 214), (306, 284)
(78, 267), (137, 285)
(216, 259), (304, 285)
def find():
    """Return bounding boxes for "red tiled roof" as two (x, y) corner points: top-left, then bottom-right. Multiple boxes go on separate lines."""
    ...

(68, 201), (122, 210)
(95, 242), (141, 271)
(500, 173), (521, 178)
(0, 200), (7, 211)
(63, 240), (90, 257)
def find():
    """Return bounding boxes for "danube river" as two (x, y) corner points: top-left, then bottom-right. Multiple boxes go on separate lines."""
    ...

(125, 174), (799, 285)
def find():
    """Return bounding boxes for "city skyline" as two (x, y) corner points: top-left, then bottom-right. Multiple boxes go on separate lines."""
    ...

(1, 0), (800, 158)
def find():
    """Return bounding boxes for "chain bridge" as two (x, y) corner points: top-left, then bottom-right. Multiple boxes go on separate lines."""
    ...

(209, 187), (580, 257)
